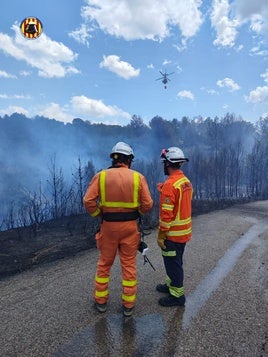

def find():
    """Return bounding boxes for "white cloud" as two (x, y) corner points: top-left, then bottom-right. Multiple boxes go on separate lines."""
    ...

(71, 95), (131, 118)
(0, 70), (17, 79)
(201, 87), (219, 95)
(210, 0), (240, 47)
(0, 24), (80, 78)
(217, 77), (240, 91)
(20, 70), (31, 76)
(0, 93), (31, 99)
(249, 45), (268, 57)
(261, 69), (268, 83)
(177, 90), (195, 100)
(233, 0), (268, 34)
(0, 105), (29, 116)
(245, 86), (268, 103)
(38, 103), (74, 123)
(210, 0), (268, 48)
(80, 0), (203, 42)
(99, 55), (140, 79)
(69, 24), (92, 47)
(163, 59), (171, 66)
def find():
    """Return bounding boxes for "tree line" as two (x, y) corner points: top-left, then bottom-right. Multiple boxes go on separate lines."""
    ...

(0, 113), (267, 231)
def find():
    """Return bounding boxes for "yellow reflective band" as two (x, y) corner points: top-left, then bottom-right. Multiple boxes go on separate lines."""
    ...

(173, 177), (190, 188)
(159, 219), (171, 228)
(166, 276), (171, 286)
(95, 290), (109, 298)
(91, 207), (101, 217)
(122, 279), (137, 287)
(100, 171), (140, 208)
(100, 171), (106, 205)
(133, 171), (139, 207)
(162, 250), (176, 257)
(122, 294), (136, 302)
(171, 217), (191, 226)
(95, 275), (110, 284)
(170, 286), (184, 298)
(166, 227), (192, 236)
(162, 203), (174, 211)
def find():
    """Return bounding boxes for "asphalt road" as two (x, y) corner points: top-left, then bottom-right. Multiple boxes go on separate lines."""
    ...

(0, 201), (267, 357)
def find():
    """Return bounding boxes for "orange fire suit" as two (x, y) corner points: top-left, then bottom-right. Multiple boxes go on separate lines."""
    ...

(158, 170), (193, 298)
(83, 164), (153, 308)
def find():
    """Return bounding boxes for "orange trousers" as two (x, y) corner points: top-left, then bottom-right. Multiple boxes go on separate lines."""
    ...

(94, 220), (140, 308)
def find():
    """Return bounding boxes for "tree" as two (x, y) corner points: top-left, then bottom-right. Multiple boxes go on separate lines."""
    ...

(70, 158), (95, 214)
(47, 155), (68, 219)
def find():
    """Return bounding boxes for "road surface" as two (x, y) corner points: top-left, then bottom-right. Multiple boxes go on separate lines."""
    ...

(0, 201), (267, 356)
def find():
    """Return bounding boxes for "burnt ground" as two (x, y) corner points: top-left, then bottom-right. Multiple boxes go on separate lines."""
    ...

(0, 214), (100, 279)
(0, 198), (255, 279)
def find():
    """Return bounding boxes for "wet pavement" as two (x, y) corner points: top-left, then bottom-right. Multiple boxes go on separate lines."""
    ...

(0, 201), (267, 356)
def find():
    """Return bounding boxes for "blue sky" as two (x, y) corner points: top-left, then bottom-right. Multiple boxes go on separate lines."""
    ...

(0, 0), (267, 126)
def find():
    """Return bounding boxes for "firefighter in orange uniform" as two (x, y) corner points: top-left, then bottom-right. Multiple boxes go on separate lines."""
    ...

(156, 147), (193, 306)
(83, 142), (153, 317)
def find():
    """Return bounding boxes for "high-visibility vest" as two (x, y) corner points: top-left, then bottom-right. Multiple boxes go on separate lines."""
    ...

(99, 169), (140, 209)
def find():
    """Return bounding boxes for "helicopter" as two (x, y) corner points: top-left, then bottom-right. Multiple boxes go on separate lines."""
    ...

(156, 70), (174, 89)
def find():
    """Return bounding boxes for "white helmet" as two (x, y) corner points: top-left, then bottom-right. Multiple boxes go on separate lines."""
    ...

(161, 147), (189, 163)
(110, 142), (134, 158)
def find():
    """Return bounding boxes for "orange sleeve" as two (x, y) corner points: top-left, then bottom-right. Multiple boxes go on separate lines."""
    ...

(83, 173), (102, 217)
(138, 175), (153, 215)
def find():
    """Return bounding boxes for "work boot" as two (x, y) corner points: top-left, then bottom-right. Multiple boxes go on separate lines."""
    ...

(123, 306), (134, 317)
(158, 294), (185, 307)
(95, 302), (107, 313)
(156, 283), (169, 293)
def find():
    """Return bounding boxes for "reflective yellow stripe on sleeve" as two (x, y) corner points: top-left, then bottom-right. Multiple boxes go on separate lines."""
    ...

(159, 219), (171, 229)
(161, 203), (174, 211)
(91, 207), (101, 217)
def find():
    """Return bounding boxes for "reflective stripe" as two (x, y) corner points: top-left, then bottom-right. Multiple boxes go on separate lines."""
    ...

(170, 286), (184, 298)
(122, 279), (137, 287)
(100, 170), (140, 208)
(95, 289), (109, 297)
(162, 250), (176, 257)
(95, 275), (109, 284)
(161, 203), (174, 211)
(122, 294), (136, 302)
(171, 217), (191, 226)
(165, 277), (184, 297)
(91, 207), (101, 217)
(174, 177), (191, 221)
(167, 227), (192, 236)
(173, 177), (190, 188)
(166, 276), (172, 286)
(159, 219), (171, 229)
